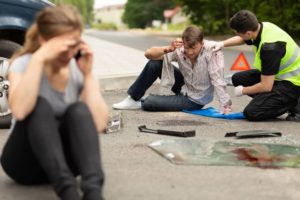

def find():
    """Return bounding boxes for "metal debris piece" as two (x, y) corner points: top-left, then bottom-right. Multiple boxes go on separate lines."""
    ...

(138, 125), (195, 137)
(225, 130), (282, 139)
(105, 112), (122, 134)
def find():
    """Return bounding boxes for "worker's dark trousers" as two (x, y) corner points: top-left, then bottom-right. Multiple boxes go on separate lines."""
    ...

(1, 97), (104, 200)
(232, 69), (300, 121)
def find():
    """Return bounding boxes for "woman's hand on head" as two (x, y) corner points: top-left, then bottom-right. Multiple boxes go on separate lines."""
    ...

(33, 36), (79, 64)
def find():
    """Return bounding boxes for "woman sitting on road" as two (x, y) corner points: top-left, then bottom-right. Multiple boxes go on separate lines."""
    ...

(0, 5), (108, 200)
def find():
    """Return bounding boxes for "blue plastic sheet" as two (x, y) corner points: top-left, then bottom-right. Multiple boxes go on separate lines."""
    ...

(183, 107), (245, 120)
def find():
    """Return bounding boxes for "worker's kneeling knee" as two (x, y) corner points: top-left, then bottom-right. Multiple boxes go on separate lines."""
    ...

(243, 106), (262, 121)
(231, 74), (239, 87)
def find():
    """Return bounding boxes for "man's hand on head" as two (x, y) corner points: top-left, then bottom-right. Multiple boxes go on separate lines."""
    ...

(172, 38), (183, 48)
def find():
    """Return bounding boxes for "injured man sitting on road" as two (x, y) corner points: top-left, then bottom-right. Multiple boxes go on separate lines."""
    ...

(113, 26), (232, 114)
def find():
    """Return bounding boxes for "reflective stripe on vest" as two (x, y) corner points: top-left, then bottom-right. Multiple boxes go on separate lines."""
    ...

(254, 22), (300, 86)
(279, 46), (300, 71)
(277, 67), (300, 80)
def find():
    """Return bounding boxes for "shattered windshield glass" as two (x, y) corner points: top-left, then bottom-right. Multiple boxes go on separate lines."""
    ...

(149, 139), (300, 169)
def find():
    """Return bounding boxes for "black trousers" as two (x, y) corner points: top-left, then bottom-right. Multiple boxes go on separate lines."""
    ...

(0, 97), (104, 200)
(232, 69), (300, 121)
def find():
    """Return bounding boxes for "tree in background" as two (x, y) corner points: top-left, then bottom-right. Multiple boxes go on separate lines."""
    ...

(122, 0), (176, 28)
(50, 0), (94, 26)
(174, 0), (236, 34)
(253, 0), (300, 38)
(174, 0), (300, 38)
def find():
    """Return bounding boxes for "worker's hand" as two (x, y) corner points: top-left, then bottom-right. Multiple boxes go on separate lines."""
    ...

(220, 104), (232, 114)
(211, 41), (224, 52)
(164, 38), (183, 53)
(234, 85), (244, 97)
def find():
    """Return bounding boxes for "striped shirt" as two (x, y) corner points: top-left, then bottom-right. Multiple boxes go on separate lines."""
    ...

(160, 40), (231, 107)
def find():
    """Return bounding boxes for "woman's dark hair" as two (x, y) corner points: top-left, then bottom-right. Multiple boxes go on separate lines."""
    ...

(229, 10), (259, 33)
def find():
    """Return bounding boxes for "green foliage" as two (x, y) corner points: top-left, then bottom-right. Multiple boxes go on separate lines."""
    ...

(92, 23), (118, 31)
(167, 21), (192, 31)
(175, 0), (300, 38)
(122, 0), (176, 28)
(50, 0), (94, 25)
(253, 0), (300, 38)
(174, 0), (236, 34)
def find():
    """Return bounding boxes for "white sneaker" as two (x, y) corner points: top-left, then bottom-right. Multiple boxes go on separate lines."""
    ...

(112, 96), (141, 110)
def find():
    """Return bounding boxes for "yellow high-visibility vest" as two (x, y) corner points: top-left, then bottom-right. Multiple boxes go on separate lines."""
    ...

(253, 22), (300, 86)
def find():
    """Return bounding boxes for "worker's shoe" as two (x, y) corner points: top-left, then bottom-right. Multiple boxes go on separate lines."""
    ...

(112, 96), (141, 110)
(286, 113), (300, 122)
(286, 100), (300, 122)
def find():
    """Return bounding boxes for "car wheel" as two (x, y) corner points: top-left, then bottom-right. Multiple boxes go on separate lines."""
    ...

(0, 40), (21, 128)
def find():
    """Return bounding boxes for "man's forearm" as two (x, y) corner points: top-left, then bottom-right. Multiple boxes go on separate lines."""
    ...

(144, 46), (169, 60)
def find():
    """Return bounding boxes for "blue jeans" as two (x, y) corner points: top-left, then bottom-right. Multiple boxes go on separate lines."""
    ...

(128, 60), (204, 111)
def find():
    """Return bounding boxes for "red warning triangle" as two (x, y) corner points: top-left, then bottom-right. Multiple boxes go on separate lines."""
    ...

(230, 52), (250, 71)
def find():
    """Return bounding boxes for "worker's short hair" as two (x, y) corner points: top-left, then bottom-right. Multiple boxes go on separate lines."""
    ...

(182, 26), (204, 47)
(229, 10), (259, 33)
